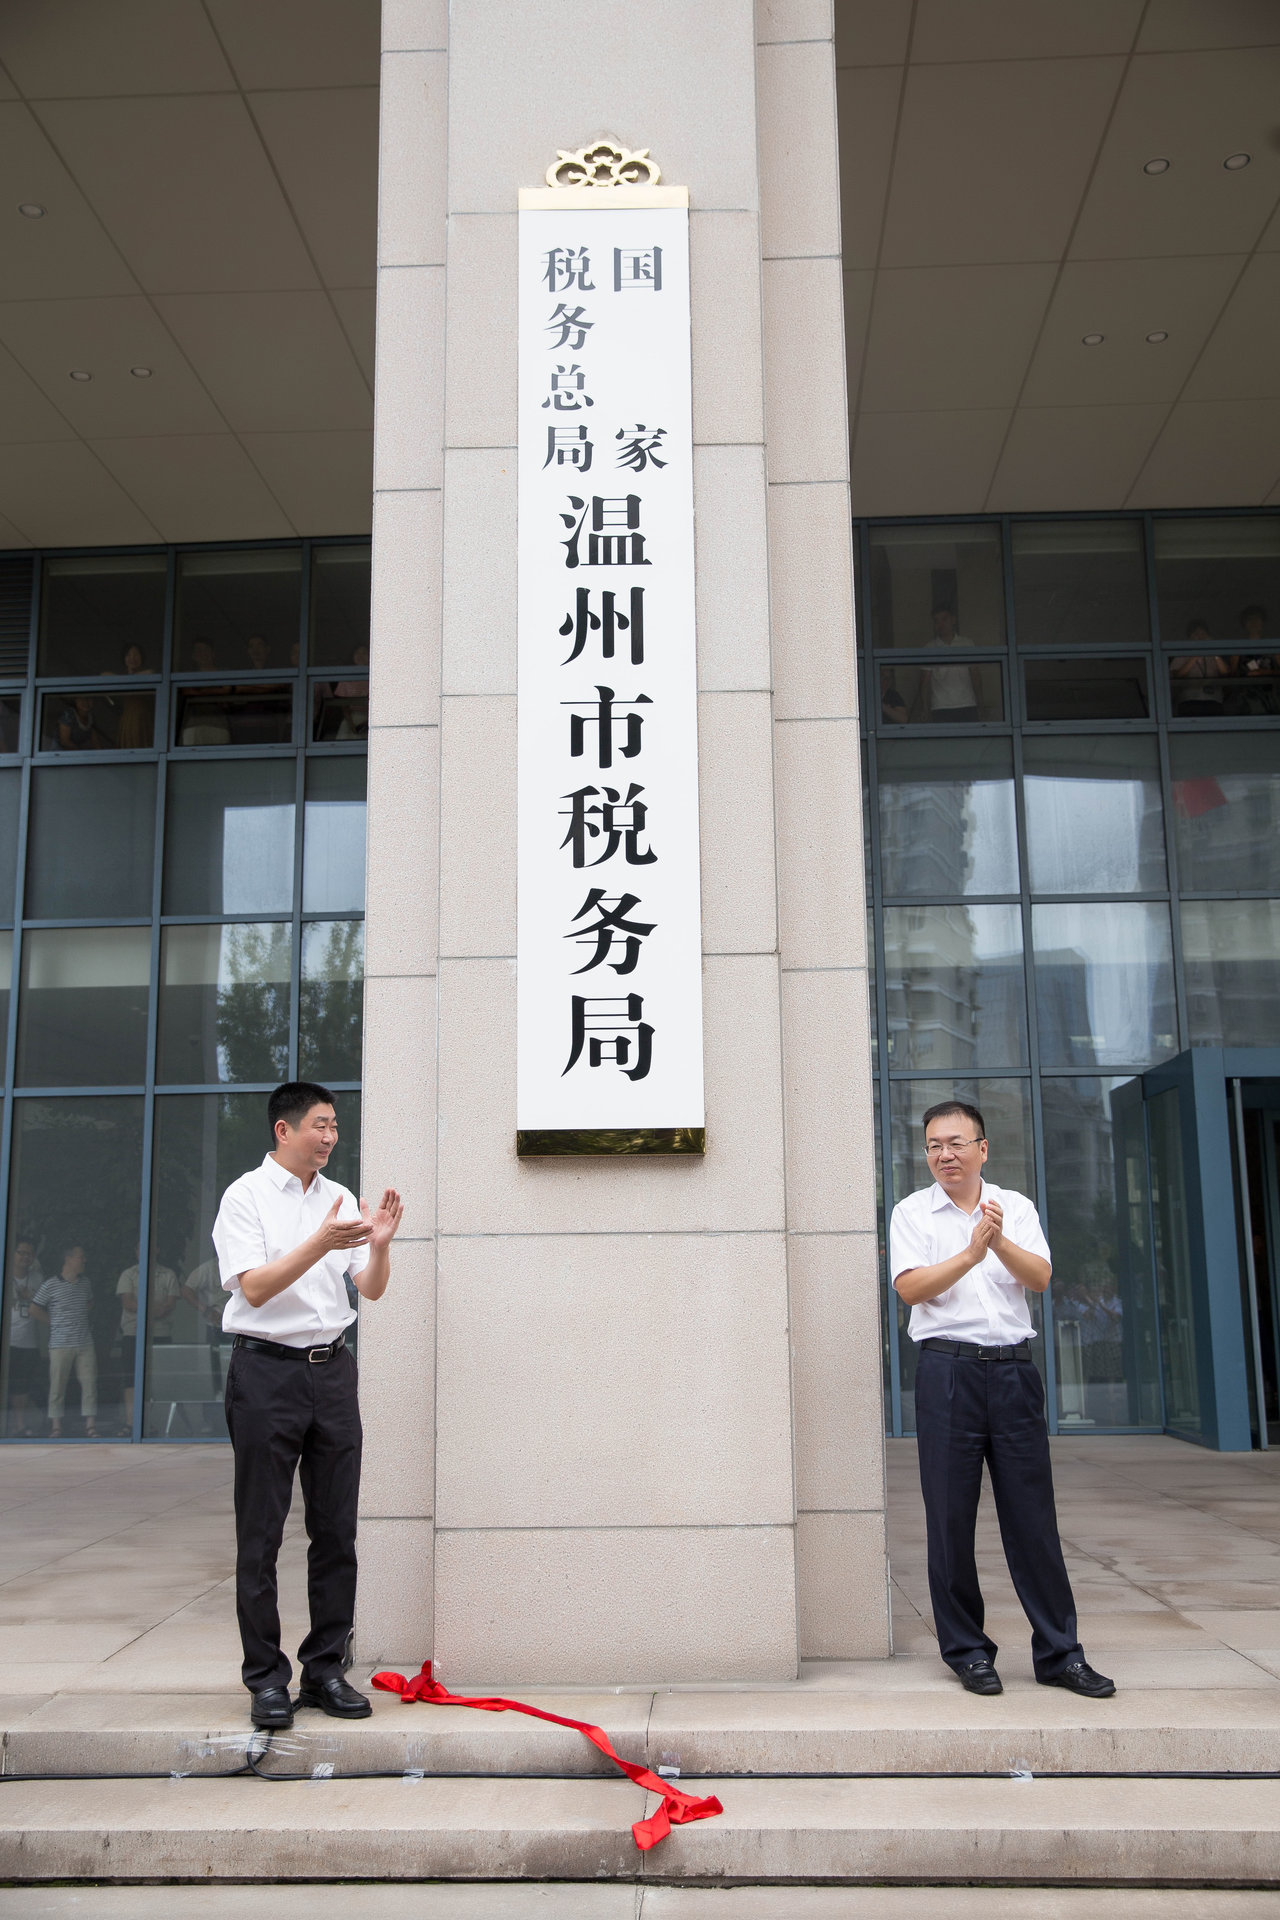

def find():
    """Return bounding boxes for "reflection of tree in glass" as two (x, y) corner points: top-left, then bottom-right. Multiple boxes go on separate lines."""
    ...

(300, 921), (364, 1082)
(215, 924), (290, 1083)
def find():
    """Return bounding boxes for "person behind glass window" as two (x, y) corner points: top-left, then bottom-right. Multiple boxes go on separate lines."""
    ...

(5, 1237), (44, 1436)
(57, 695), (102, 751)
(181, 638), (232, 745)
(115, 643), (153, 748)
(245, 633), (272, 671)
(115, 1244), (179, 1432)
(890, 1100), (1115, 1700)
(912, 605), (982, 723)
(31, 1242), (99, 1439)
(1171, 619), (1230, 716)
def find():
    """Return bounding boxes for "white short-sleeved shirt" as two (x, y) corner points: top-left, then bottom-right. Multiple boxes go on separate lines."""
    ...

(889, 1178), (1051, 1346)
(212, 1153), (368, 1347)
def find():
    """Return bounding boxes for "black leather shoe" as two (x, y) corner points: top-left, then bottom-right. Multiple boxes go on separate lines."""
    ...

(1039, 1659), (1116, 1698)
(296, 1674), (373, 1718)
(250, 1686), (294, 1729)
(956, 1658), (1003, 1695)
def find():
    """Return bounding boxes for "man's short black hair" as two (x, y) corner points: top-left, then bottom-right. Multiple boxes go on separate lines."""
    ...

(921, 1099), (986, 1140)
(1239, 603), (1268, 625)
(268, 1081), (336, 1142)
(931, 602), (956, 619)
(1185, 617), (1211, 637)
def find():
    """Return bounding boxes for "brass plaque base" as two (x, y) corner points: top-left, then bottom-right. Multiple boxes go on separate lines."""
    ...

(516, 1127), (706, 1157)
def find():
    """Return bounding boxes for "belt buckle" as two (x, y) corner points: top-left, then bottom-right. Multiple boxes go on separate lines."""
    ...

(307, 1343), (331, 1365)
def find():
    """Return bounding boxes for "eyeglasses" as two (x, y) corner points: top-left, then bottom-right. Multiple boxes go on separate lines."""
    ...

(925, 1138), (984, 1157)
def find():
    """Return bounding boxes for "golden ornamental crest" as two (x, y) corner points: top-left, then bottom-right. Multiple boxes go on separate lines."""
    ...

(545, 141), (662, 190)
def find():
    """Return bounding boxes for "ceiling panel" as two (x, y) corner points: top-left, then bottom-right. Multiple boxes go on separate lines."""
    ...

(0, 297), (226, 437)
(1020, 255), (1242, 406)
(240, 430), (373, 535)
(206, 0), (380, 90)
(91, 433), (293, 541)
(859, 263), (1055, 411)
(849, 408), (1009, 515)
(1137, 0), (1280, 52)
(0, 441), (159, 545)
(1128, 398), (1280, 506)
(986, 402), (1167, 511)
(330, 288), (375, 385)
(835, 0), (912, 67)
(0, 104), (136, 300)
(836, 66), (902, 271)
(0, 346), (77, 444)
(880, 58), (1124, 267)
(37, 94), (319, 294)
(1184, 254), (1280, 401)
(250, 88), (378, 289)
(0, 0), (233, 97)
(0, 515), (31, 549)
(1070, 49), (1280, 259)
(911, 0), (1142, 63)
(155, 291), (371, 432)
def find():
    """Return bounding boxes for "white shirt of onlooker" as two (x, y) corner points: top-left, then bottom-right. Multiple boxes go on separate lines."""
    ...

(8, 1257), (43, 1350)
(889, 1178), (1051, 1347)
(115, 1263), (178, 1338)
(213, 1153), (368, 1348)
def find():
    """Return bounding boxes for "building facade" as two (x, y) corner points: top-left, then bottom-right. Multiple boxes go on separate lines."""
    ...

(0, 0), (1277, 1684)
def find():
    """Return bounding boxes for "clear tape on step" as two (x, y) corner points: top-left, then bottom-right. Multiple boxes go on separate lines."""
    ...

(1008, 1757), (1034, 1780)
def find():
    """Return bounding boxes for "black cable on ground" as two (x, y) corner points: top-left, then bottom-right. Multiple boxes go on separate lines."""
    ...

(2, 1762), (1279, 1785)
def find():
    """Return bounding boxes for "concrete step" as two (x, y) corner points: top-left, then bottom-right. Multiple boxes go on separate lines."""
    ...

(1, 1773), (1278, 1883)
(4, 1686), (1279, 1778)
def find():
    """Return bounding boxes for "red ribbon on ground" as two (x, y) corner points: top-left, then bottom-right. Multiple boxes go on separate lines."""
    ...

(370, 1661), (723, 1852)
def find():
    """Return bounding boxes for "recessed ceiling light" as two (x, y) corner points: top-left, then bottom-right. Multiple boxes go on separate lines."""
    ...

(1081, 333), (1105, 346)
(1223, 152), (1251, 170)
(68, 369), (92, 381)
(1145, 331), (1169, 344)
(18, 202), (45, 218)
(1143, 158), (1170, 175)
(130, 366), (152, 378)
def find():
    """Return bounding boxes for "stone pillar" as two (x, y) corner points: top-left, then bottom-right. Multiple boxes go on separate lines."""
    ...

(357, 0), (888, 1680)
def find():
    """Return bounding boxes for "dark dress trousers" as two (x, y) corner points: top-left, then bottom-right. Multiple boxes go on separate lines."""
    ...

(914, 1343), (1083, 1680)
(224, 1343), (362, 1693)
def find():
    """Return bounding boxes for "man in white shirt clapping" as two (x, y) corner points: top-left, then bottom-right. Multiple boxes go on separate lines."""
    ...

(890, 1100), (1114, 1700)
(213, 1081), (402, 1730)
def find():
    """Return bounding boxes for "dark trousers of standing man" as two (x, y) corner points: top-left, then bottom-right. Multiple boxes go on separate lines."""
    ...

(914, 1344), (1083, 1681)
(224, 1342), (362, 1694)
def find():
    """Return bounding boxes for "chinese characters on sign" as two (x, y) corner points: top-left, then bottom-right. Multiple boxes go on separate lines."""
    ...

(517, 188), (703, 1149)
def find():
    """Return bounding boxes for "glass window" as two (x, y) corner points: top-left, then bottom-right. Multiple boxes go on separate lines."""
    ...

(1011, 520), (1149, 648)
(17, 927), (150, 1087)
(1169, 650), (1279, 718)
(145, 1092), (265, 1438)
(1154, 516), (1280, 652)
(39, 689), (154, 752)
(0, 695), (21, 754)
(1148, 1085), (1201, 1439)
(0, 930), (10, 1058)
(869, 523), (1005, 649)
(1032, 902), (1176, 1069)
(1023, 737), (1166, 894)
(175, 549), (301, 673)
(879, 660), (1004, 724)
(310, 544), (371, 668)
(1022, 656), (1150, 722)
(883, 905), (1026, 1070)
(300, 921), (364, 1081)
(877, 739), (1018, 898)
(157, 923), (291, 1086)
(26, 764), (156, 920)
(1181, 899), (1280, 1047)
(0, 768), (20, 922)
(38, 555), (165, 678)
(163, 761), (295, 917)
(173, 683), (292, 747)
(1041, 1077), (1161, 1430)
(2, 1096), (144, 1438)
(1169, 734), (1280, 892)
(312, 681), (369, 742)
(302, 757), (366, 913)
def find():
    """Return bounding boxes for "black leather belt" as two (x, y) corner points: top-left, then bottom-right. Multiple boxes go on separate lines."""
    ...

(233, 1333), (347, 1365)
(921, 1337), (1031, 1362)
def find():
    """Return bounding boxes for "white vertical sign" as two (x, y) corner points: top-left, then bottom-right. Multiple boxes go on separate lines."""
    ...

(516, 185), (703, 1150)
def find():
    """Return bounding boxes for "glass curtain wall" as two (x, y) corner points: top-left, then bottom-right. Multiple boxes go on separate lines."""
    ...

(0, 539), (369, 1441)
(862, 510), (1280, 1436)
